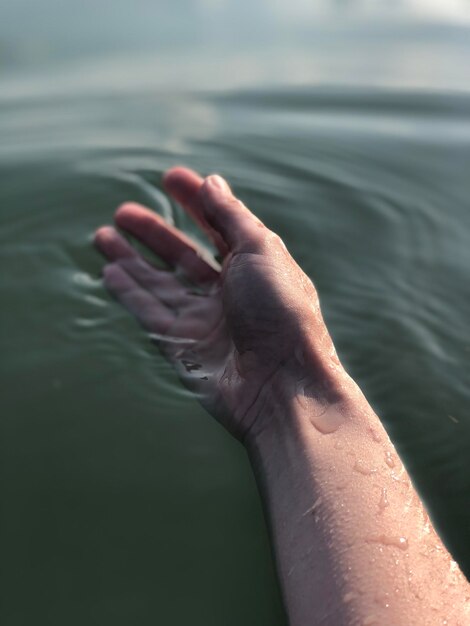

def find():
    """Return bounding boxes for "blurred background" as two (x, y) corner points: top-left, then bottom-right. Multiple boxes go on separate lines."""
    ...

(2, 1), (470, 92)
(1, 2), (470, 625)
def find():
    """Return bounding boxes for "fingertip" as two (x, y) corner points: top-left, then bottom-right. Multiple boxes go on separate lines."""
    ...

(201, 175), (235, 211)
(94, 222), (138, 261)
(114, 202), (164, 233)
(204, 174), (232, 196)
(162, 166), (187, 188)
(114, 201), (140, 224)
(163, 167), (205, 200)
(94, 225), (115, 248)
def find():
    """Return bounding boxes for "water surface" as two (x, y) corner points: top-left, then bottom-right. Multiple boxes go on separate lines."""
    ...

(1, 3), (470, 624)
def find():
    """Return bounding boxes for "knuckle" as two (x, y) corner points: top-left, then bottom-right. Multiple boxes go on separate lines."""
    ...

(225, 197), (243, 211)
(272, 232), (286, 248)
(262, 230), (285, 251)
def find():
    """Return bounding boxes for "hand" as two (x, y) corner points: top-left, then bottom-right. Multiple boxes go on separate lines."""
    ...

(94, 167), (341, 441)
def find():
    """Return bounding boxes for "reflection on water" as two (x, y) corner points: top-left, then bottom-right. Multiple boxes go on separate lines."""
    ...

(1, 1), (470, 625)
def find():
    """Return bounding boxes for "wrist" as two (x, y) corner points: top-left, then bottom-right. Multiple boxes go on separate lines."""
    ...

(243, 355), (364, 451)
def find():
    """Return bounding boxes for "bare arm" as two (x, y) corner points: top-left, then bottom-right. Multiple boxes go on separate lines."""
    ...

(247, 375), (468, 625)
(94, 167), (469, 625)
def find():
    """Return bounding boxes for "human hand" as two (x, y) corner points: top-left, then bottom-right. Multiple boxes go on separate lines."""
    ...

(94, 167), (342, 441)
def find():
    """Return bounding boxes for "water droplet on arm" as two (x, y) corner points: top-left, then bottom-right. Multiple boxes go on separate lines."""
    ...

(310, 404), (344, 434)
(368, 427), (382, 443)
(385, 451), (395, 468)
(353, 459), (376, 475)
(378, 487), (389, 512)
(343, 591), (357, 603)
(375, 590), (391, 608)
(366, 534), (409, 551)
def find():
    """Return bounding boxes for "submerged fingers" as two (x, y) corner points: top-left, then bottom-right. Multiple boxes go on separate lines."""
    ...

(96, 166), (269, 308)
(95, 205), (219, 287)
(94, 227), (195, 308)
(114, 202), (220, 285)
(117, 256), (192, 308)
(103, 263), (175, 333)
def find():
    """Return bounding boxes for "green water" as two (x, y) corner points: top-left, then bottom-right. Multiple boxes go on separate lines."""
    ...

(1, 3), (470, 625)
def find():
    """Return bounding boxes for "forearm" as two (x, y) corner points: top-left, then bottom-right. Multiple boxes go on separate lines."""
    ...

(246, 369), (469, 626)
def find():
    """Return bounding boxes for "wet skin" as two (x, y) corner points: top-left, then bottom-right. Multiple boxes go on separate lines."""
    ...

(95, 167), (470, 625)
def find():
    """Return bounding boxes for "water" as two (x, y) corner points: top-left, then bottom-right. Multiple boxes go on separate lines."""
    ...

(1, 2), (470, 625)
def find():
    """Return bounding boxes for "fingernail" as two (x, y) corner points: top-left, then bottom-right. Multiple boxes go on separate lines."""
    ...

(207, 174), (230, 194)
